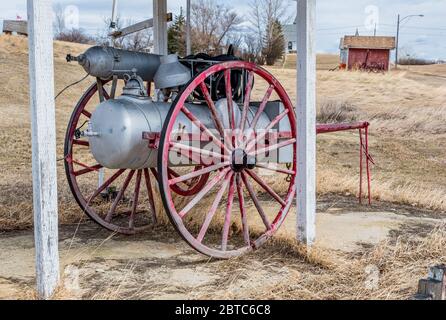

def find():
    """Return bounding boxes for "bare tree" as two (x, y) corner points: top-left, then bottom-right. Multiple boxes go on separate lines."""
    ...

(191, 0), (242, 54)
(55, 28), (93, 44)
(247, 0), (292, 64)
(53, 4), (65, 36)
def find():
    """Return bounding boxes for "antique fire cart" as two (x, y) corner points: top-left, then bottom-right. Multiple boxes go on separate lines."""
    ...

(64, 46), (371, 259)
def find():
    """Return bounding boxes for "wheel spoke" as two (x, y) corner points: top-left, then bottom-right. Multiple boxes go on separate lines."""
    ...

(250, 138), (297, 158)
(144, 169), (157, 223)
(179, 167), (231, 218)
(73, 163), (103, 177)
(169, 162), (230, 187)
(246, 170), (286, 206)
(246, 109), (289, 152)
(181, 106), (230, 154)
(170, 142), (229, 162)
(241, 172), (271, 231)
(239, 71), (254, 133)
(150, 168), (159, 183)
(221, 175), (236, 251)
(88, 169), (126, 203)
(224, 69), (235, 130)
(169, 168), (193, 187)
(82, 110), (92, 119)
(73, 139), (89, 147)
(199, 82), (226, 137)
(256, 163), (296, 175)
(129, 170), (142, 230)
(236, 174), (250, 246)
(169, 142), (202, 165)
(251, 84), (274, 130)
(197, 172), (233, 243)
(105, 170), (136, 223)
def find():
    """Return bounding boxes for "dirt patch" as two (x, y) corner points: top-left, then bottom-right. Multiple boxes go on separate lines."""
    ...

(0, 195), (443, 300)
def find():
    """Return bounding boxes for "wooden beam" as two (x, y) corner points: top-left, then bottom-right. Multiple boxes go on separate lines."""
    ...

(27, 0), (60, 299)
(296, 0), (317, 246)
(110, 13), (173, 39)
(153, 0), (168, 55)
(415, 265), (446, 300)
(3, 20), (28, 35)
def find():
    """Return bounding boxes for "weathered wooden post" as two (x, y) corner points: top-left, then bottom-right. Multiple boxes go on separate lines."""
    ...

(27, 0), (60, 299)
(153, 0), (168, 55)
(296, 0), (317, 246)
(415, 265), (446, 300)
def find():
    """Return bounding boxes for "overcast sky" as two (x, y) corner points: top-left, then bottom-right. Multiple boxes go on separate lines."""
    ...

(1, 0), (445, 60)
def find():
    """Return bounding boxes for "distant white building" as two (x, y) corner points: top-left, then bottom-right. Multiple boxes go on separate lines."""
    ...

(283, 17), (297, 54)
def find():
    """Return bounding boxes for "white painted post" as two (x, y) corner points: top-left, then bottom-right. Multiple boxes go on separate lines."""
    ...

(296, 0), (316, 246)
(153, 0), (168, 55)
(186, 0), (192, 55)
(27, 0), (60, 299)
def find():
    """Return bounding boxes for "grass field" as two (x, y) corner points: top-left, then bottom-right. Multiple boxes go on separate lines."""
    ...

(0, 34), (445, 300)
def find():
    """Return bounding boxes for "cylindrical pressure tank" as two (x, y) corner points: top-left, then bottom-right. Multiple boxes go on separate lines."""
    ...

(88, 95), (273, 170)
(76, 46), (162, 81)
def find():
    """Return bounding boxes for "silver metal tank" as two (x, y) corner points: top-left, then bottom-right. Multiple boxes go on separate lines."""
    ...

(76, 46), (161, 81)
(88, 95), (278, 170)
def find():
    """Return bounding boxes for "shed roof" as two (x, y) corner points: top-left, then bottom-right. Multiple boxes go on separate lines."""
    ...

(340, 36), (396, 50)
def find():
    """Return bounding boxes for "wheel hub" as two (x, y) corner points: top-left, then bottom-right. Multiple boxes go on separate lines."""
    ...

(231, 149), (256, 172)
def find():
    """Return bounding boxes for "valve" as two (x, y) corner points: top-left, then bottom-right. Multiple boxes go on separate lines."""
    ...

(66, 54), (79, 63)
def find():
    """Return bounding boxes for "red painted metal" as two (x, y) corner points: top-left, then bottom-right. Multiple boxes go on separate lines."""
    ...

(316, 122), (373, 204)
(316, 122), (370, 134)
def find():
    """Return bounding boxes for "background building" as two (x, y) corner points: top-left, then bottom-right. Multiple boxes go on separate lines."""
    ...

(339, 35), (396, 71)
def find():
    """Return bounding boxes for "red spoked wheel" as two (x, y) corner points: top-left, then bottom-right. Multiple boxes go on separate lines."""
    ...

(158, 61), (297, 259)
(64, 79), (158, 234)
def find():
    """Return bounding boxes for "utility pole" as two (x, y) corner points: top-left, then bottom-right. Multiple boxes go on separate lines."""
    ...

(395, 14), (424, 70)
(395, 14), (400, 69)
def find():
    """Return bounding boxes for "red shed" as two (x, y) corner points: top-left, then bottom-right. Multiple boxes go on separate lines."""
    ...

(340, 35), (396, 71)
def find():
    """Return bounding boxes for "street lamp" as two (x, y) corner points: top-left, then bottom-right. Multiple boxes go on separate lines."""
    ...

(395, 14), (424, 69)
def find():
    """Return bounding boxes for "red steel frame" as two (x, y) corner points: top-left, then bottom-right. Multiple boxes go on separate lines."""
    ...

(317, 122), (373, 205)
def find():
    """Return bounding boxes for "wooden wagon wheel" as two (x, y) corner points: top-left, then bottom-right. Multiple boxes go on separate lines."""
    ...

(64, 79), (159, 234)
(158, 61), (297, 259)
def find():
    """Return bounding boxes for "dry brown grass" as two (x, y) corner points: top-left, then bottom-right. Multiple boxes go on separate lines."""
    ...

(194, 223), (446, 300)
(1, 33), (445, 229)
(0, 34), (446, 300)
